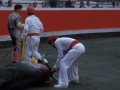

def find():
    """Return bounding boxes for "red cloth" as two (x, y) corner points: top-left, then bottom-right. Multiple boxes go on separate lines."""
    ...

(47, 35), (59, 44)
(27, 33), (39, 38)
(69, 40), (80, 50)
(27, 7), (35, 14)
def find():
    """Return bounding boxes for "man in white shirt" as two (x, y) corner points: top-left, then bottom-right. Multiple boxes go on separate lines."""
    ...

(47, 35), (85, 88)
(20, 7), (44, 63)
(116, 1), (120, 8)
(85, 0), (92, 8)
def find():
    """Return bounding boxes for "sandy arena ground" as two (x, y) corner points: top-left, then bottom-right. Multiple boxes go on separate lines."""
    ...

(0, 35), (120, 90)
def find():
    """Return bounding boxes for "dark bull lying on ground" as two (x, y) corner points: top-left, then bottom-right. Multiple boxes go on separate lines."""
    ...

(0, 62), (55, 90)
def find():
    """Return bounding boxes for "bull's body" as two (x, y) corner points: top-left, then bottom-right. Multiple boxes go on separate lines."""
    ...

(0, 63), (51, 90)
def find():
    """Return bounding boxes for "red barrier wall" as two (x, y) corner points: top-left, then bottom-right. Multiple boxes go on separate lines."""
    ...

(0, 9), (120, 36)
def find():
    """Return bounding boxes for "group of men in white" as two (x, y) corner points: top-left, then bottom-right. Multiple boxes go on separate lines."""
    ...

(7, 3), (85, 88)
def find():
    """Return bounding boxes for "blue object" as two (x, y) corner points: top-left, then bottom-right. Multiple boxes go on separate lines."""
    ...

(63, 50), (69, 54)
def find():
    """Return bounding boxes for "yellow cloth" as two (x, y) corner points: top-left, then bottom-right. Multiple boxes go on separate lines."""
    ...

(20, 36), (38, 63)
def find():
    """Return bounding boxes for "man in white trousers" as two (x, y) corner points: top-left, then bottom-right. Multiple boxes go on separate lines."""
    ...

(20, 6), (44, 63)
(47, 35), (85, 88)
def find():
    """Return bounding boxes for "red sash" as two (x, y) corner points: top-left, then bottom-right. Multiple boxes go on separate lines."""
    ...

(27, 33), (39, 38)
(69, 40), (80, 50)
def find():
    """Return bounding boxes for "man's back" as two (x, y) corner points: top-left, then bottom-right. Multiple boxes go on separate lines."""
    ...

(25, 15), (44, 34)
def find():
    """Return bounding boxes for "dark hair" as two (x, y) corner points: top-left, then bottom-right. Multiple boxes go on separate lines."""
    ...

(48, 38), (57, 44)
(80, 1), (84, 5)
(112, 1), (115, 5)
(14, 4), (23, 10)
(8, 1), (11, 4)
(0, 1), (3, 5)
(27, 12), (34, 16)
(51, 38), (57, 43)
(42, 2), (46, 6)
(33, 2), (37, 5)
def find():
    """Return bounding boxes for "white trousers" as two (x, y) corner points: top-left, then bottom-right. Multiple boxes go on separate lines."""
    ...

(24, 36), (41, 63)
(58, 43), (85, 86)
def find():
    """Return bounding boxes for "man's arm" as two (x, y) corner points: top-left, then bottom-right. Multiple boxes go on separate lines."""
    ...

(21, 19), (29, 39)
(15, 17), (24, 29)
(17, 22), (24, 28)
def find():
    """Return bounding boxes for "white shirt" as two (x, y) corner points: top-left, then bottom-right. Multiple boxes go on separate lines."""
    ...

(0, 4), (3, 7)
(21, 15), (44, 39)
(71, 1), (76, 7)
(85, 5), (92, 8)
(53, 37), (75, 69)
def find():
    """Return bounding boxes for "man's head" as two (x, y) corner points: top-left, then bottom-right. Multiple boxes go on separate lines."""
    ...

(86, 0), (90, 6)
(41, 2), (46, 8)
(112, 1), (116, 7)
(47, 35), (59, 48)
(61, 1), (66, 7)
(0, 1), (3, 6)
(27, 6), (35, 16)
(8, 0), (12, 7)
(33, 2), (37, 8)
(14, 4), (23, 14)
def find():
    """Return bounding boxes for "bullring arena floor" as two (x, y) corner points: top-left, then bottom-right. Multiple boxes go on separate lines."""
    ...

(0, 33), (120, 90)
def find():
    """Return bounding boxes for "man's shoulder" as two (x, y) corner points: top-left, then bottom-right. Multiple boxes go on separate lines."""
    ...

(10, 12), (19, 17)
(8, 12), (14, 18)
(26, 16), (31, 20)
(33, 15), (40, 20)
(33, 15), (41, 21)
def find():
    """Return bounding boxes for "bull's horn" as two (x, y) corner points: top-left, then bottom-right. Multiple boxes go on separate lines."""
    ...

(41, 52), (50, 63)
(44, 52), (50, 56)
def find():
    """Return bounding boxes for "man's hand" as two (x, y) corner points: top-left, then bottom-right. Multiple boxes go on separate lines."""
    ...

(51, 68), (59, 73)
(20, 38), (24, 42)
(51, 68), (57, 73)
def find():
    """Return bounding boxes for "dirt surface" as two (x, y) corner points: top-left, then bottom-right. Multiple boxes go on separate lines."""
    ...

(0, 35), (120, 90)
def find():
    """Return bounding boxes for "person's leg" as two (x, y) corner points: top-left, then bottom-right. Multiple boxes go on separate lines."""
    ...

(57, 50), (80, 86)
(14, 30), (21, 63)
(12, 51), (15, 63)
(68, 43), (85, 83)
(24, 37), (32, 63)
(30, 36), (42, 62)
(24, 36), (41, 63)
(14, 51), (20, 63)
(11, 35), (16, 63)
(68, 59), (79, 83)
(10, 29), (17, 63)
